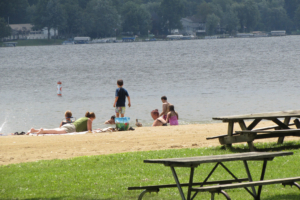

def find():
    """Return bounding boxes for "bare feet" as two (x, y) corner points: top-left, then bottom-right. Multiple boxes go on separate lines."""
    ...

(36, 128), (44, 136)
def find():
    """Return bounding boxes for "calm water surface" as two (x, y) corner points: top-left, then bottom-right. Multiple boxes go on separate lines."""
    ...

(1, 36), (300, 135)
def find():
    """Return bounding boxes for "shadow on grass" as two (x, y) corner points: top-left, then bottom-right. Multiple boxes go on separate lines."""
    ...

(219, 141), (300, 153)
(263, 193), (300, 200)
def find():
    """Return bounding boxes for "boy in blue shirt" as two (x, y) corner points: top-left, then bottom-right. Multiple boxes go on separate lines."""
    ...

(113, 79), (131, 117)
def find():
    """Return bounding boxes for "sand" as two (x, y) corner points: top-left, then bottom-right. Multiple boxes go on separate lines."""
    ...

(1, 122), (299, 166)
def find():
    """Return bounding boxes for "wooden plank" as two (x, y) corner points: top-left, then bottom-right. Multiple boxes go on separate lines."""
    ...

(238, 120), (247, 130)
(206, 122), (295, 140)
(294, 119), (300, 128)
(271, 118), (290, 129)
(278, 117), (291, 144)
(252, 123), (294, 131)
(247, 119), (262, 130)
(227, 121), (234, 136)
(219, 133), (256, 145)
(236, 129), (300, 134)
(213, 110), (300, 121)
(143, 152), (293, 166)
(191, 177), (300, 192)
(128, 178), (249, 190)
(255, 133), (300, 139)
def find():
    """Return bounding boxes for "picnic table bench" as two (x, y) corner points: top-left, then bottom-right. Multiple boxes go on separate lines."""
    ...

(206, 110), (300, 151)
(128, 152), (300, 200)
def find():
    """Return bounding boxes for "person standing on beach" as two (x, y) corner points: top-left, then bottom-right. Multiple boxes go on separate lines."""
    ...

(159, 96), (170, 120)
(113, 79), (131, 117)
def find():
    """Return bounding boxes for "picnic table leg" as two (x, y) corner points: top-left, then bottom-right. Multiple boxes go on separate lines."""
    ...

(277, 117), (291, 144)
(226, 121), (234, 148)
(243, 160), (257, 198)
(247, 141), (256, 152)
(294, 119), (300, 128)
(170, 166), (186, 200)
(239, 120), (256, 151)
(187, 167), (195, 200)
(257, 159), (268, 200)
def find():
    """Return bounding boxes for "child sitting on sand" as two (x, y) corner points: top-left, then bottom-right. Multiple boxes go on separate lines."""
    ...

(104, 115), (115, 124)
(151, 109), (167, 126)
(59, 110), (74, 127)
(166, 105), (178, 125)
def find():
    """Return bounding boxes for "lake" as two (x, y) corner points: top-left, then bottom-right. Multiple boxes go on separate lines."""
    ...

(1, 36), (300, 135)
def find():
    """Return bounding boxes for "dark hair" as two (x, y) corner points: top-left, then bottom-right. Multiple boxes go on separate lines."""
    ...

(161, 96), (167, 100)
(85, 111), (96, 119)
(111, 115), (116, 120)
(117, 79), (123, 86)
(169, 105), (178, 118)
(151, 109), (159, 117)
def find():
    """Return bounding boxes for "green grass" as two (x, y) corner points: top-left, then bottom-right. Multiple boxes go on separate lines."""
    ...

(1, 39), (65, 47)
(1, 141), (300, 200)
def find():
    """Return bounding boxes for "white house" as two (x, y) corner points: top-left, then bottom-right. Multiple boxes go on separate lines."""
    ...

(4, 24), (58, 40)
(180, 17), (205, 35)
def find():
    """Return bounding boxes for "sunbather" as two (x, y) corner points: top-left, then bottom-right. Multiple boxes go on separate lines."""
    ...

(26, 111), (96, 135)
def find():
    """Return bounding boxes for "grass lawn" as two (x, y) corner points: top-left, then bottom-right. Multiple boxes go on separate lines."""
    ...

(1, 141), (300, 200)
(1, 39), (64, 47)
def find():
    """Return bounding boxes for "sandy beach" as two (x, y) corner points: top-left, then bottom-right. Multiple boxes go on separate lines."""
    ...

(1, 122), (299, 166)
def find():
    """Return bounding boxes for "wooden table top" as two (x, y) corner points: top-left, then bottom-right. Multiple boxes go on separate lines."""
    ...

(144, 152), (293, 167)
(213, 110), (300, 121)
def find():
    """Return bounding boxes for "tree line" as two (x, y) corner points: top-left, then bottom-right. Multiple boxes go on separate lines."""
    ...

(1, 0), (300, 39)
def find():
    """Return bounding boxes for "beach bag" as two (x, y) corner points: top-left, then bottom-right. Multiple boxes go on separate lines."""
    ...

(115, 117), (130, 131)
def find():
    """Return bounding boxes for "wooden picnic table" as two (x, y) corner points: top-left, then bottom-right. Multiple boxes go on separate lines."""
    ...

(128, 151), (300, 200)
(207, 110), (300, 151)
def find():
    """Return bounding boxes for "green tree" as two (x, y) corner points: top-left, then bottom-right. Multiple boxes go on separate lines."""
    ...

(223, 6), (239, 34)
(141, 2), (162, 35)
(196, 2), (213, 22)
(268, 7), (289, 30)
(0, 0), (29, 24)
(294, 6), (300, 30)
(160, 0), (185, 34)
(32, 0), (50, 36)
(285, 0), (300, 19)
(0, 17), (11, 39)
(206, 13), (220, 35)
(32, 0), (65, 39)
(45, 0), (66, 39)
(85, 0), (120, 38)
(122, 2), (152, 35)
(59, 0), (83, 38)
(233, 0), (260, 32)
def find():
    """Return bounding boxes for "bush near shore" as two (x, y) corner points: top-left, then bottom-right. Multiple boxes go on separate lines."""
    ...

(1, 141), (300, 199)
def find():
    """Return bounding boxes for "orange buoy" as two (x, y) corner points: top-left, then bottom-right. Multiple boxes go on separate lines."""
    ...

(57, 81), (62, 96)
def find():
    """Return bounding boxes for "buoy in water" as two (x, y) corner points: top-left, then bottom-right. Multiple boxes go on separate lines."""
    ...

(57, 81), (62, 96)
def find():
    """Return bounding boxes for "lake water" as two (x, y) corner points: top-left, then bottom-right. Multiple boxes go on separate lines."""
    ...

(1, 36), (300, 135)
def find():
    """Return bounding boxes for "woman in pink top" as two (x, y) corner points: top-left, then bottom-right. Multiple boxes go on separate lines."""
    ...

(166, 105), (179, 125)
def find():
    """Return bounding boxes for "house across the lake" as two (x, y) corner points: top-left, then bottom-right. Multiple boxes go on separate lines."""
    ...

(3, 24), (58, 41)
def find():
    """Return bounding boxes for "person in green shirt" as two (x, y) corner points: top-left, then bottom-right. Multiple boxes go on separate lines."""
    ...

(26, 112), (96, 135)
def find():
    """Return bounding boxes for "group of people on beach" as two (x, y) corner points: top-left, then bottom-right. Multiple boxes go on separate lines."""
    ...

(26, 79), (179, 135)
